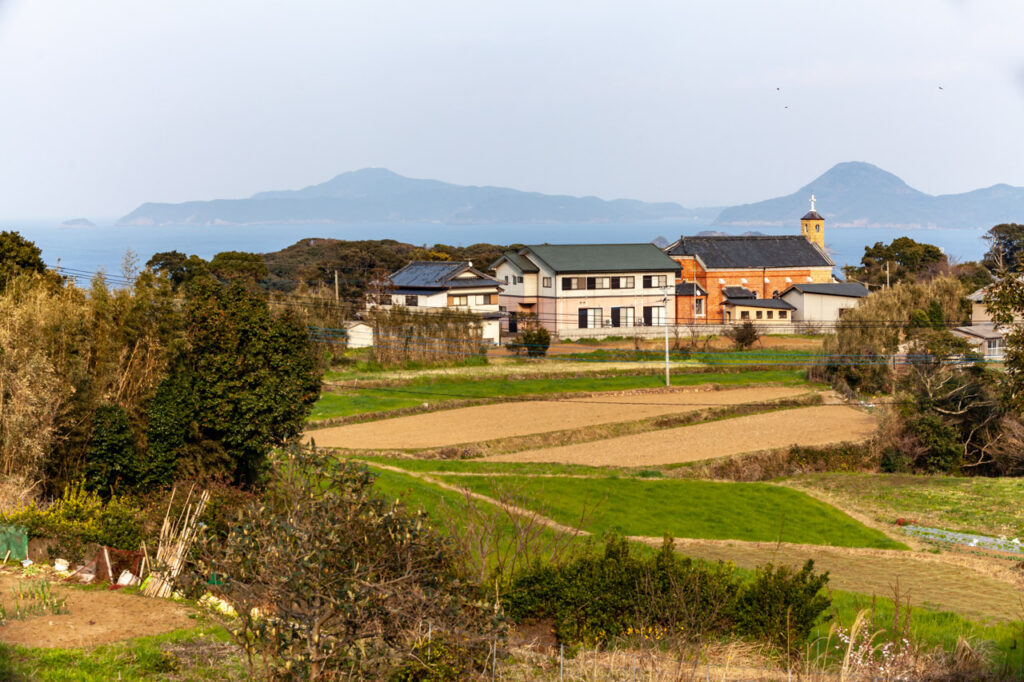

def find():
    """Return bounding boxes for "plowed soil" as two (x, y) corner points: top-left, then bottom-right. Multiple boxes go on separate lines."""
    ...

(0, 571), (195, 648)
(306, 386), (813, 450)
(483, 405), (876, 466)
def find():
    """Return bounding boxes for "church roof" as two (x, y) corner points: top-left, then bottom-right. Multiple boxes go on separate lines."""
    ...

(801, 210), (824, 221)
(664, 235), (833, 269)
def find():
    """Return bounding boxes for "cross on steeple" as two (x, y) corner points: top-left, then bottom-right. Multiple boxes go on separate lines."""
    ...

(810, 194), (816, 212)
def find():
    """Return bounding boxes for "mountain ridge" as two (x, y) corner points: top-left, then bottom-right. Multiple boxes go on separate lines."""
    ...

(118, 163), (1024, 229)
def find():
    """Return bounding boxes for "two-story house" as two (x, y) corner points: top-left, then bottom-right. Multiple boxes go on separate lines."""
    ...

(491, 244), (681, 337)
(382, 261), (504, 344)
(663, 198), (835, 324)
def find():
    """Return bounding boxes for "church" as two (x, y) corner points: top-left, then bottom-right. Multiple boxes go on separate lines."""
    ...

(663, 197), (835, 324)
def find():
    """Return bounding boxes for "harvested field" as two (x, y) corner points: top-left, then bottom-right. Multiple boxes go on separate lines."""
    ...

(307, 385), (813, 450)
(652, 537), (1024, 622)
(0, 571), (195, 648)
(483, 405), (876, 466)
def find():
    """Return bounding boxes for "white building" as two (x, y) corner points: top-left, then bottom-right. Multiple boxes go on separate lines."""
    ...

(380, 261), (504, 344)
(779, 282), (869, 324)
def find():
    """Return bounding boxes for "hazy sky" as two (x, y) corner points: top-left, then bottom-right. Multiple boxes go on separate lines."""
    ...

(2, 0), (1024, 218)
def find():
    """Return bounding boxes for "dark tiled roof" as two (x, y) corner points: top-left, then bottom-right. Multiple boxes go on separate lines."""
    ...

(665, 236), (833, 268)
(524, 244), (680, 274)
(389, 261), (500, 289)
(721, 285), (755, 299)
(723, 297), (796, 310)
(801, 211), (824, 221)
(782, 282), (869, 298)
(675, 282), (707, 296)
(492, 251), (539, 273)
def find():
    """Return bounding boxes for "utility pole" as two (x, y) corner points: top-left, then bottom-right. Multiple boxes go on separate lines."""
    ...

(334, 270), (339, 302)
(663, 288), (671, 387)
(885, 261), (890, 289)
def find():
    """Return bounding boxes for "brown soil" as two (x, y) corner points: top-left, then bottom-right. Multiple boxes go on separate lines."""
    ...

(306, 386), (812, 450)
(0, 570), (195, 649)
(649, 537), (1024, 623)
(483, 405), (876, 466)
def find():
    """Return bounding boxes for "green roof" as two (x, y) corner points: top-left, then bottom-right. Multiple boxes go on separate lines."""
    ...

(523, 244), (681, 274)
(491, 251), (539, 273)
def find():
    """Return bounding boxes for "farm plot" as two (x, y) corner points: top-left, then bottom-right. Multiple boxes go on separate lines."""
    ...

(307, 385), (813, 450)
(483, 404), (876, 466)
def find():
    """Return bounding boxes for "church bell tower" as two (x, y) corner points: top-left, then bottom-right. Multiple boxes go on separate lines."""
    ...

(800, 194), (825, 249)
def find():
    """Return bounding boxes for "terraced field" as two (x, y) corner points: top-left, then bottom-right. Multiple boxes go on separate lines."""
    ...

(483, 404), (876, 466)
(308, 385), (813, 450)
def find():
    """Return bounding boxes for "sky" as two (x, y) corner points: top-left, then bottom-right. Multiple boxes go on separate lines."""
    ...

(2, 0), (1024, 219)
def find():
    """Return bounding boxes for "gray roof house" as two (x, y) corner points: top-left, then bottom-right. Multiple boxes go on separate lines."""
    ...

(779, 281), (869, 325)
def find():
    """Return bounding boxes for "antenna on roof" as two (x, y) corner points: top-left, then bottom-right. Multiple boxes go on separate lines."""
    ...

(810, 194), (816, 212)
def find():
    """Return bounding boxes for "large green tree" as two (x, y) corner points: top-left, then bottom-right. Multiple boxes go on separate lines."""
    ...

(983, 223), (1024, 272)
(0, 230), (48, 291)
(149, 279), (321, 485)
(843, 237), (947, 287)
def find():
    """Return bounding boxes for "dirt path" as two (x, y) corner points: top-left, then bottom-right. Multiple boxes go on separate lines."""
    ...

(0, 571), (196, 648)
(483, 405), (876, 466)
(308, 386), (813, 450)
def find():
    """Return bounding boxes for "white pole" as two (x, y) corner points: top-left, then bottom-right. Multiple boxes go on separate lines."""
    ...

(664, 288), (670, 387)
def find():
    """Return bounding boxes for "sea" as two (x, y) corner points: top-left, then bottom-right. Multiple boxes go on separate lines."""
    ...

(7, 219), (991, 283)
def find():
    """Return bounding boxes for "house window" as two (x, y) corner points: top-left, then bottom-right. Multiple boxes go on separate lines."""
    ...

(642, 306), (665, 326)
(694, 299), (704, 316)
(504, 275), (509, 284)
(517, 276), (524, 284)
(740, 311), (750, 320)
(405, 295), (418, 307)
(578, 307), (602, 329)
(766, 311), (774, 319)
(779, 310), (787, 319)
(988, 338), (1005, 351)
(563, 277), (585, 290)
(450, 295), (468, 306)
(610, 276), (635, 289)
(642, 275), (668, 288)
(542, 277), (552, 288)
(586, 277), (611, 289)
(611, 307), (634, 327)
(756, 311), (763, 319)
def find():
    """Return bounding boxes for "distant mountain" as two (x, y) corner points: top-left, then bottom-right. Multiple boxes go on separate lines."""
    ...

(714, 161), (1024, 230)
(118, 168), (699, 226)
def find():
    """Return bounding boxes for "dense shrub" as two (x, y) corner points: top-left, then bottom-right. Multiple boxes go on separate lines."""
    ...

(504, 536), (830, 650)
(733, 560), (830, 649)
(726, 321), (760, 349)
(187, 445), (500, 680)
(505, 314), (551, 357)
(0, 485), (144, 562)
(83, 405), (139, 495)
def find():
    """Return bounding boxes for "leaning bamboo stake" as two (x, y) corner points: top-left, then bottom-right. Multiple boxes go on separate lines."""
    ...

(143, 487), (210, 599)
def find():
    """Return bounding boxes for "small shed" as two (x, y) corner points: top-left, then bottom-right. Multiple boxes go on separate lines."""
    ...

(344, 321), (373, 349)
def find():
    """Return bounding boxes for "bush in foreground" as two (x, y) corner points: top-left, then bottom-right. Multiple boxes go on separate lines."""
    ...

(187, 446), (500, 680)
(505, 536), (829, 650)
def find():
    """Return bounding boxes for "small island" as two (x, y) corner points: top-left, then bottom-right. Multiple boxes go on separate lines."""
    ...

(61, 218), (97, 229)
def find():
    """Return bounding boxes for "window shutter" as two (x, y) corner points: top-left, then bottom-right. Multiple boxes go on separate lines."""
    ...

(611, 278), (620, 290)
(643, 306), (653, 326)
(578, 308), (588, 328)
(642, 275), (652, 288)
(611, 308), (620, 327)
(563, 278), (573, 290)
(586, 277), (596, 290)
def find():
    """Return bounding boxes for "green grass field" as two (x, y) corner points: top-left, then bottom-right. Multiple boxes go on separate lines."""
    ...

(437, 475), (906, 549)
(310, 368), (812, 420)
(0, 626), (243, 681)
(787, 472), (1024, 538)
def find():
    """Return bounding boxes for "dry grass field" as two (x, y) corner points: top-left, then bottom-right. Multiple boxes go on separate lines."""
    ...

(483, 404), (876, 466)
(307, 385), (813, 450)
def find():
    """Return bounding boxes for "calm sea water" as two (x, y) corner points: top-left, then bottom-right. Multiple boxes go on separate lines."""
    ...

(7, 219), (990, 281)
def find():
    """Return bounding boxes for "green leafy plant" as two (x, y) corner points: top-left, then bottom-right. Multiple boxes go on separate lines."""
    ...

(726, 321), (760, 349)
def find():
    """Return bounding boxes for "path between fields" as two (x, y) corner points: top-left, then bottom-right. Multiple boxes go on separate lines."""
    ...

(308, 385), (813, 450)
(483, 405), (876, 466)
(371, 463), (1024, 623)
